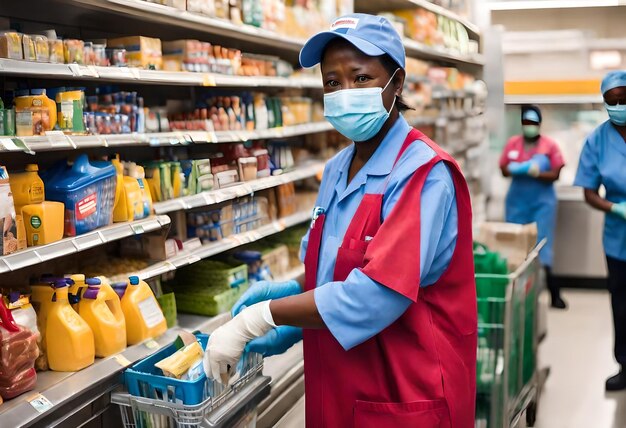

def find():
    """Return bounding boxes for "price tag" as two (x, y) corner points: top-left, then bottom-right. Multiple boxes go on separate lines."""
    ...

(132, 224), (145, 235)
(68, 64), (83, 77)
(29, 394), (53, 413)
(113, 354), (132, 367)
(46, 131), (70, 148)
(0, 138), (20, 151)
(145, 339), (159, 350)
(129, 68), (141, 79)
(86, 65), (99, 77)
(187, 254), (201, 265)
(202, 74), (216, 87)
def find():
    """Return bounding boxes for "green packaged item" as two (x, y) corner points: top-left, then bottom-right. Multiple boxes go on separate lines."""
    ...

(157, 292), (177, 328)
(0, 99), (15, 136)
(174, 284), (249, 316)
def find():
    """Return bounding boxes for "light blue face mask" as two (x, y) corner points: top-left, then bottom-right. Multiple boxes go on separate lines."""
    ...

(605, 103), (626, 126)
(323, 69), (399, 142)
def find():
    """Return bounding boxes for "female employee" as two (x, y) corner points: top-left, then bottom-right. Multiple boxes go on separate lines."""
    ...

(207, 14), (477, 427)
(574, 70), (626, 391)
(499, 105), (567, 309)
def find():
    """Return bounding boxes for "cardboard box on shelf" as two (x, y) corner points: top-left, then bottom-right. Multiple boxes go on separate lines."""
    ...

(477, 222), (538, 271)
(107, 36), (162, 70)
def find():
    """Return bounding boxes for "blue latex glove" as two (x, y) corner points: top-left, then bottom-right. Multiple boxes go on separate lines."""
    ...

(231, 280), (301, 316)
(245, 325), (303, 357)
(611, 202), (626, 220)
(531, 154), (551, 173)
(508, 161), (539, 177)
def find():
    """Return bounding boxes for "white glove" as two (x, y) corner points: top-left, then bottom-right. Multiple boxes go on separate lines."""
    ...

(204, 300), (275, 385)
(528, 162), (540, 177)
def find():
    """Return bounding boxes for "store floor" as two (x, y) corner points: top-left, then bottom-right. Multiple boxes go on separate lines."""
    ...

(536, 289), (626, 428)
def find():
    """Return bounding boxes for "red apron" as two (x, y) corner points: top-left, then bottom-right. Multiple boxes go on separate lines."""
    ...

(303, 128), (477, 428)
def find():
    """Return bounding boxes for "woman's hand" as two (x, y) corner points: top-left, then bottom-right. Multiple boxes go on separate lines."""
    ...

(231, 280), (301, 317)
(246, 326), (303, 357)
(205, 301), (275, 384)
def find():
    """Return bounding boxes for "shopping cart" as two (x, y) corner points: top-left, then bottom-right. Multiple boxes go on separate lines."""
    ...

(475, 240), (545, 428)
(112, 351), (270, 428)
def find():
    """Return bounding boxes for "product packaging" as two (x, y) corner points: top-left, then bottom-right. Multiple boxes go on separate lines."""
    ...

(107, 36), (162, 70)
(0, 32), (23, 59)
(477, 222), (539, 270)
(0, 166), (21, 256)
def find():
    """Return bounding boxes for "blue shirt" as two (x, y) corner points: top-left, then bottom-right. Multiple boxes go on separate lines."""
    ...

(574, 120), (626, 261)
(299, 115), (458, 349)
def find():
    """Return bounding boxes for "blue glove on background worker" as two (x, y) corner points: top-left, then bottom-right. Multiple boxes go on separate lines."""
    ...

(231, 279), (303, 357)
(508, 154), (551, 177)
(611, 202), (626, 220)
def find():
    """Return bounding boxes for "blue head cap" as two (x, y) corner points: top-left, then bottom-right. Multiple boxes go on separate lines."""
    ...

(299, 13), (406, 70)
(522, 105), (542, 124)
(601, 70), (626, 95)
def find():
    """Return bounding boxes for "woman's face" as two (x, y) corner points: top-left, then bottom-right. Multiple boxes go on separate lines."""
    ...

(320, 39), (403, 112)
(604, 86), (626, 105)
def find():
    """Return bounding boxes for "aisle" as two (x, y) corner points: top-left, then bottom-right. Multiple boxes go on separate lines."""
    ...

(536, 289), (626, 428)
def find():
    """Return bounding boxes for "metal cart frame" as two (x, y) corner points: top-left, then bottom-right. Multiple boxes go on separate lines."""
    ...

(475, 240), (545, 428)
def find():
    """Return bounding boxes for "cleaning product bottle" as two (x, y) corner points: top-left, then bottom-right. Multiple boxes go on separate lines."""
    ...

(9, 164), (45, 214)
(77, 278), (126, 357)
(135, 165), (153, 218)
(120, 276), (167, 345)
(111, 281), (128, 300)
(46, 280), (95, 372)
(69, 274), (88, 310)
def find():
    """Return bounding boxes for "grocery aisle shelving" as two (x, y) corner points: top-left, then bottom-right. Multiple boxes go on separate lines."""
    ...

(0, 265), (304, 428)
(153, 162), (325, 214)
(0, 215), (170, 274)
(131, 209), (311, 281)
(2, 122), (334, 153)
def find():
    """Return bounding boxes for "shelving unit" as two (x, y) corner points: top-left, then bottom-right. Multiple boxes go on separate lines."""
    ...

(133, 209), (311, 281)
(0, 215), (170, 274)
(2, 122), (334, 153)
(153, 162), (324, 214)
(0, 0), (487, 426)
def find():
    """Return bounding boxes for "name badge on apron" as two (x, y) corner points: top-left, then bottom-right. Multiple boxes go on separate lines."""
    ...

(508, 150), (520, 160)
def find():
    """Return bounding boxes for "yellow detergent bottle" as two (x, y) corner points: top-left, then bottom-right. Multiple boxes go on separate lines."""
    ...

(14, 89), (57, 131)
(30, 276), (60, 342)
(121, 276), (167, 345)
(46, 279), (95, 372)
(69, 274), (88, 311)
(9, 164), (45, 214)
(77, 278), (126, 357)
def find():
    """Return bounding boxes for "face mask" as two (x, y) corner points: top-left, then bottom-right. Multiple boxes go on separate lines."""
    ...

(605, 103), (626, 126)
(324, 69), (399, 142)
(522, 125), (540, 139)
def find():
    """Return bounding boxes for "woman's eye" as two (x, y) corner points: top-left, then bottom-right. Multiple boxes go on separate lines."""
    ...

(356, 75), (370, 83)
(326, 80), (340, 87)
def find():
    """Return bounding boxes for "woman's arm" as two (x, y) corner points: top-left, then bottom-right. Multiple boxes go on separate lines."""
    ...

(535, 165), (563, 183)
(584, 187), (614, 213)
(270, 291), (324, 328)
(501, 165), (511, 177)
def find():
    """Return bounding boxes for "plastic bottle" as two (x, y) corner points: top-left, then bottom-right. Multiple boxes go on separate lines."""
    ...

(14, 89), (57, 130)
(120, 276), (167, 345)
(77, 278), (126, 357)
(69, 274), (87, 310)
(46, 280), (95, 372)
(9, 164), (45, 214)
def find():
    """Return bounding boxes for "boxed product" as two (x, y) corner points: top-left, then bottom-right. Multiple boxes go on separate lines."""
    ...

(0, 32), (23, 60)
(107, 36), (162, 70)
(120, 234), (179, 261)
(477, 222), (538, 270)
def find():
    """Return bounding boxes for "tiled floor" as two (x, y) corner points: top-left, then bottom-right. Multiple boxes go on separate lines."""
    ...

(536, 289), (626, 428)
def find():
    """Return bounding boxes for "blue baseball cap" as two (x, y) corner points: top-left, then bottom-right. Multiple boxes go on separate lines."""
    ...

(299, 13), (406, 69)
(601, 70), (626, 95)
(522, 105), (542, 123)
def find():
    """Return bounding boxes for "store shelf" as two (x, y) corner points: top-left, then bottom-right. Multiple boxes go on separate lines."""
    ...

(154, 162), (325, 214)
(404, 39), (485, 67)
(2, 122), (333, 154)
(355, 0), (480, 38)
(504, 94), (604, 104)
(65, 0), (307, 52)
(0, 58), (321, 89)
(488, 0), (626, 11)
(0, 215), (170, 274)
(134, 210), (311, 281)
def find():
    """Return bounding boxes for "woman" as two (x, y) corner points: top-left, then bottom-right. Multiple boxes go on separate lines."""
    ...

(207, 13), (477, 427)
(499, 105), (567, 309)
(574, 70), (626, 391)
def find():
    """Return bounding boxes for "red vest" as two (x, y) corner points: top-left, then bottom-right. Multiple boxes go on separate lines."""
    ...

(303, 128), (477, 427)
